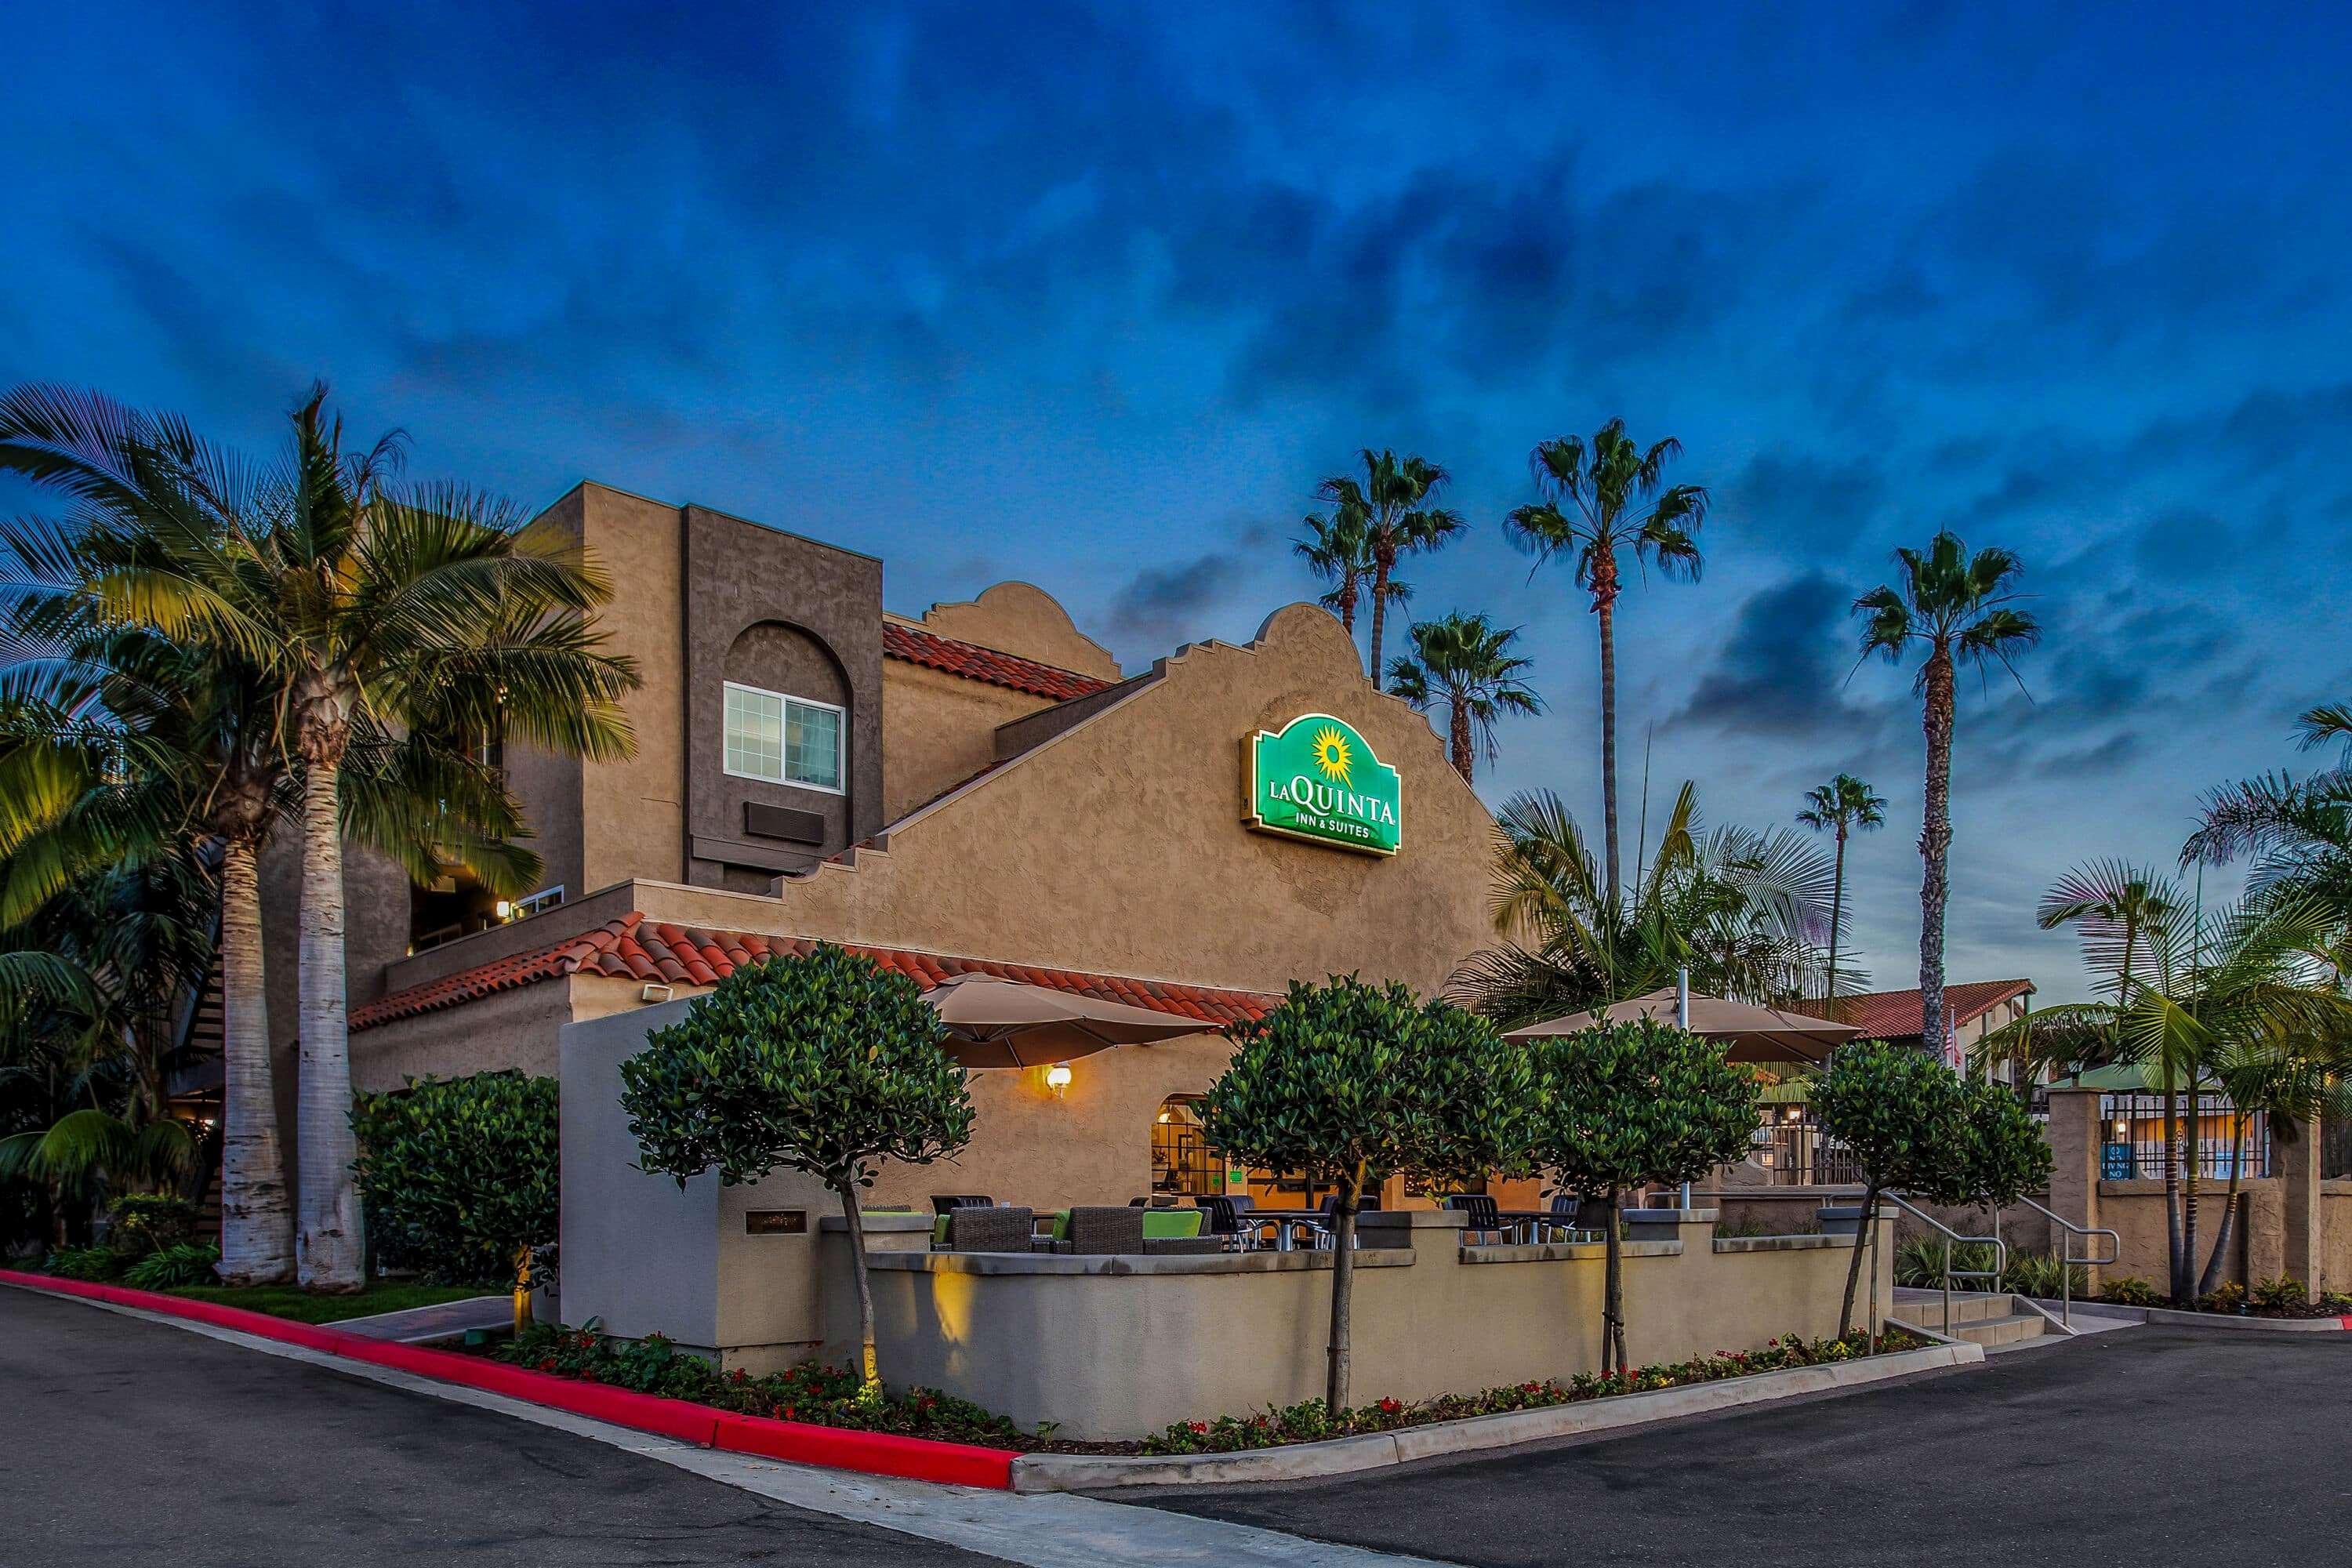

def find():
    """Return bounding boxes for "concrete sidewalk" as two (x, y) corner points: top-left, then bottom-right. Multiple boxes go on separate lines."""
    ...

(329, 1292), (511, 1342)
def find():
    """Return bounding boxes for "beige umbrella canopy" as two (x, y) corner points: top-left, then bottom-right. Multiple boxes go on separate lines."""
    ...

(1504, 987), (1860, 1065)
(926, 975), (1209, 1069)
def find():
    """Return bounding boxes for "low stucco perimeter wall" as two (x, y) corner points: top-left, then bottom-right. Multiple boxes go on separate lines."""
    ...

(820, 1209), (1893, 1439)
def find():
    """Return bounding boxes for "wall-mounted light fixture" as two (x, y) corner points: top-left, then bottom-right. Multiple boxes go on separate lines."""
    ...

(2112, 1118), (2130, 1140)
(494, 899), (513, 920)
(1046, 1062), (1073, 1094)
(641, 982), (674, 1004)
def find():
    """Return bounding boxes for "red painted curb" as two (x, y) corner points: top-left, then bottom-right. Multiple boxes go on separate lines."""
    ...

(2339, 1315), (2352, 1330)
(0, 1269), (1015, 1488)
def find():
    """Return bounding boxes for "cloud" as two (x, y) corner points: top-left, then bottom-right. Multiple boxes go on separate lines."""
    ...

(1105, 551), (1248, 649)
(1666, 573), (1889, 742)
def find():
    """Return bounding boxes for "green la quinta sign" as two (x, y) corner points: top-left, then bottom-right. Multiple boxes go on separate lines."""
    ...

(1243, 713), (1401, 856)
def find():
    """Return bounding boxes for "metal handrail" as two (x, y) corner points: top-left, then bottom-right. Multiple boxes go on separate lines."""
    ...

(1885, 1192), (2007, 1340)
(2009, 1194), (2119, 1328)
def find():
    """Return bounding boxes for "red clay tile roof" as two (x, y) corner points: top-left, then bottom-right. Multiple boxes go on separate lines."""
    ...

(1824, 978), (2034, 1040)
(350, 912), (1275, 1033)
(881, 621), (1113, 702)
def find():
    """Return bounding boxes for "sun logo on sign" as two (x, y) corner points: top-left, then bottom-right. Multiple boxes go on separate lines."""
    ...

(1311, 724), (1354, 784)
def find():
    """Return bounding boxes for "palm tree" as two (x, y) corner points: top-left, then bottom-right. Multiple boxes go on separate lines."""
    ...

(1385, 613), (1543, 783)
(1795, 774), (1886, 998)
(1315, 450), (1464, 678)
(1981, 884), (2347, 1302)
(1505, 421), (1708, 910)
(0, 853), (215, 1245)
(2182, 702), (2352, 913)
(1450, 782), (1837, 1027)
(1293, 503), (1374, 641)
(19, 384), (640, 1290)
(1853, 532), (2038, 1056)
(2034, 861), (2187, 1294)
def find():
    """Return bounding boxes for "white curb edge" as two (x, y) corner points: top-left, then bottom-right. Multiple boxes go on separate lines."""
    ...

(1010, 1341), (1983, 1493)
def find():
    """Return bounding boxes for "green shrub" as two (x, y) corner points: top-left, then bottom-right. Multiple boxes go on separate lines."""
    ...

(124, 1241), (220, 1289)
(2001, 1250), (2090, 1301)
(2248, 1276), (2307, 1312)
(42, 1244), (122, 1281)
(1893, 1236), (2002, 1290)
(350, 1071), (558, 1288)
(2201, 1281), (2247, 1312)
(107, 1194), (200, 1255)
(2099, 1275), (2161, 1307)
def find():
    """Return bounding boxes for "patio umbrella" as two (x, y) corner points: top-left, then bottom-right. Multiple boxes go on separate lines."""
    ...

(925, 975), (1209, 1069)
(1503, 987), (1860, 1065)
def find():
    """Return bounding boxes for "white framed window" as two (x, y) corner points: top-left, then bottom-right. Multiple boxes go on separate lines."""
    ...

(724, 681), (844, 793)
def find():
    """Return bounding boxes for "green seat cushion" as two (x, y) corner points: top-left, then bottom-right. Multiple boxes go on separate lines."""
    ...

(1142, 1209), (1203, 1240)
(1050, 1209), (1071, 1240)
(932, 1214), (952, 1245)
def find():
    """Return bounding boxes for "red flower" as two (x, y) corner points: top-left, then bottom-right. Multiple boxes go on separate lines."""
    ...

(1189, 1421), (1209, 1435)
(536, 1357), (557, 1372)
(1376, 1397), (1403, 1415)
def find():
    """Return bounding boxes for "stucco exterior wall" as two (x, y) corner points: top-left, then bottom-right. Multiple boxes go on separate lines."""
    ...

(575, 483), (689, 891)
(902, 582), (1121, 681)
(880, 659), (1055, 822)
(2093, 1181), (2281, 1289)
(863, 1033), (1236, 1213)
(2320, 1183), (2352, 1294)
(561, 1000), (843, 1363)
(818, 1210), (1894, 1439)
(766, 604), (1496, 996)
(350, 978), (580, 1091)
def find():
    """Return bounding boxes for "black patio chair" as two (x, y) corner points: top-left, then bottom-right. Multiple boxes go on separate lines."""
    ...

(1444, 1192), (1509, 1244)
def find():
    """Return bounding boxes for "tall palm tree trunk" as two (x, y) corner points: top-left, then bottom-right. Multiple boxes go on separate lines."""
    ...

(296, 753), (363, 1290)
(1596, 595), (1621, 909)
(2161, 1057), (2184, 1298)
(1918, 649), (1955, 1055)
(1827, 825), (1848, 998)
(1447, 697), (1475, 784)
(217, 837), (293, 1284)
(2195, 1111), (2248, 1298)
(2180, 1070), (2202, 1301)
(1367, 556), (1394, 678)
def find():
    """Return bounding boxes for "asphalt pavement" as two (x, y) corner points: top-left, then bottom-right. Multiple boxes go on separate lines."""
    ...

(1126, 1327), (2352, 1567)
(0, 1286), (991, 1567)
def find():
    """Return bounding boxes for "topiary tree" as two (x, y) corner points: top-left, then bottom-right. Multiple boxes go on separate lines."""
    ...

(350, 1071), (559, 1326)
(1812, 1041), (1973, 1335)
(1200, 977), (1534, 1413)
(617, 945), (973, 1394)
(1528, 1018), (1760, 1374)
(1954, 1076), (2053, 1218)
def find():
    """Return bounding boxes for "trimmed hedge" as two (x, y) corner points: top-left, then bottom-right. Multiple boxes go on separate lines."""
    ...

(350, 1071), (557, 1287)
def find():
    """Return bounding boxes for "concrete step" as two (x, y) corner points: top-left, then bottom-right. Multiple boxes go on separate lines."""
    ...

(1892, 1291), (2049, 1348)
(1892, 1286), (2018, 1326)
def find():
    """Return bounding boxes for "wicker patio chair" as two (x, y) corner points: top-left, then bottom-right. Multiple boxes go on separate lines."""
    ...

(945, 1205), (1034, 1251)
(1062, 1205), (1147, 1255)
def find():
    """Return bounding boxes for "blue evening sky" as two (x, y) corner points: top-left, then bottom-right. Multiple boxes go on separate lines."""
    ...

(6, 3), (2348, 1000)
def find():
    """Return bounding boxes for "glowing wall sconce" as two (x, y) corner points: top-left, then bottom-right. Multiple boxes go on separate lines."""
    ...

(1046, 1062), (1073, 1094)
(494, 899), (513, 920)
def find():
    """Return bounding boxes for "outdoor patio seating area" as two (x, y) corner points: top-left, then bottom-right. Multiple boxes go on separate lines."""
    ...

(921, 1190), (1613, 1257)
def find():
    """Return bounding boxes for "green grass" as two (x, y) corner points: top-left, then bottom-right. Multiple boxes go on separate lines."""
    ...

(161, 1279), (499, 1324)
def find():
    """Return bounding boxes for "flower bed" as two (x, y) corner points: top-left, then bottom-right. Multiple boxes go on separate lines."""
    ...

(2097, 1275), (2351, 1319)
(1139, 1327), (1926, 1455)
(495, 1323), (1043, 1449)
(485, 1323), (1927, 1456)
